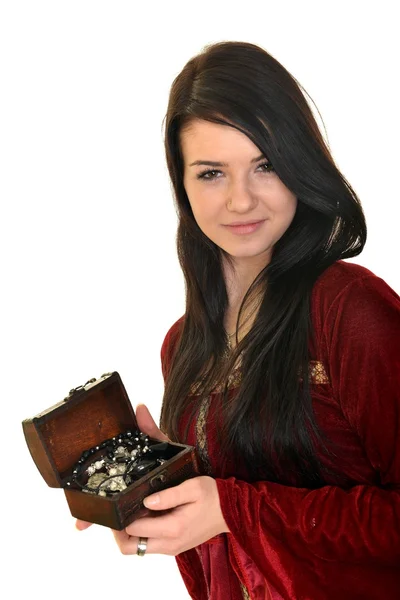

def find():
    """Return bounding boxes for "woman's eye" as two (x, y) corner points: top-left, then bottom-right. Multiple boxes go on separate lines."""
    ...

(196, 169), (220, 181)
(259, 162), (275, 174)
(196, 162), (274, 181)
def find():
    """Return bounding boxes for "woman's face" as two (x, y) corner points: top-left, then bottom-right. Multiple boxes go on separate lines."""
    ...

(181, 119), (298, 270)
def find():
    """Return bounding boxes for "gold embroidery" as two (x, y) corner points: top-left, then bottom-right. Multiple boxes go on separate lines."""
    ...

(190, 360), (329, 395)
(195, 393), (213, 475)
(240, 581), (251, 600)
(193, 361), (244, 472)
(299, 360), (330, 385)
(189, 379), (203, 396)
(309, 360), (330, 384)
(212, 365), (242, 392)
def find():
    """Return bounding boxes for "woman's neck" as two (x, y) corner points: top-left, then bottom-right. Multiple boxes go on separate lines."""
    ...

(222, 253), (270, 306)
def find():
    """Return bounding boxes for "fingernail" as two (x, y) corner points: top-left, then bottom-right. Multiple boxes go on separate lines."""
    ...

(144, 494), (160, 507)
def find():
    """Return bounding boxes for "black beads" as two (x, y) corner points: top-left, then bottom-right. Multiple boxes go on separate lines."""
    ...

(125, 458), (159, 485)
(67, 429), (169, 497)
(126, 458), (158, 477)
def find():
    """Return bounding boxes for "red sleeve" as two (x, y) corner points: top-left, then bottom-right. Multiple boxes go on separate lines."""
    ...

(215, 275), (400, 566)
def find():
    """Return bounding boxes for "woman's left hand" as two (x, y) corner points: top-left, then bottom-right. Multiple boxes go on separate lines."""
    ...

(112, 475), (230, 556)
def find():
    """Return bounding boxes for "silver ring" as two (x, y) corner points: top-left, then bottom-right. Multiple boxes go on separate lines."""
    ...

(137, 536), (148, 557)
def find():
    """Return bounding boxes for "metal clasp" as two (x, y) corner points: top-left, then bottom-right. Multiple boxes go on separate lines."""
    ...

(64, 385), (84, 401)
(150, 470), (167, 490)
(64, 378), (96, 401)
(63, 373), (113, 402)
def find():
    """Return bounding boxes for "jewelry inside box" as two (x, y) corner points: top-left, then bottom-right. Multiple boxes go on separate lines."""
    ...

(67, 429), (168, 497)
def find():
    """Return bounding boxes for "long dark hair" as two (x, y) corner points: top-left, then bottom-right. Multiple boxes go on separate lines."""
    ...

(159, 41), (367, 487)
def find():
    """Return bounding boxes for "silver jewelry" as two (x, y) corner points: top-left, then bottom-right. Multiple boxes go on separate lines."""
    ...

(137, 536), (148, 557)
(68, 430), (167, 496)
(225, 299), (261, 342)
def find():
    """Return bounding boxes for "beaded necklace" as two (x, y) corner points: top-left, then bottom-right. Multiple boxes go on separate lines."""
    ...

(66, 430), (169, 497)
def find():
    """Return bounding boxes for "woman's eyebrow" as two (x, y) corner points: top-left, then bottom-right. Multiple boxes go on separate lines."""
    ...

(189, 153), (265, 167)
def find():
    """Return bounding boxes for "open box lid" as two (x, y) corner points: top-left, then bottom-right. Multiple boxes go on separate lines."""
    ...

(22, 371), (138, 488)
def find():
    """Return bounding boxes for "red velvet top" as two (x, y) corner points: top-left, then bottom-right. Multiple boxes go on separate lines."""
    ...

(160, 260), (400, 600)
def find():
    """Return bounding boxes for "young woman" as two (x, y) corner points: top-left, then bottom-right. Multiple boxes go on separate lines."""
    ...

(77, 41), (400, 599)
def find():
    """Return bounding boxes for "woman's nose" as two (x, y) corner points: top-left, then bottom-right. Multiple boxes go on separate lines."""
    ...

(226, 179), (257, 212)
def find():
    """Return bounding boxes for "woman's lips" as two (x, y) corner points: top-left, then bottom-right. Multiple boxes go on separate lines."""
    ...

(223, 219), (266, 235)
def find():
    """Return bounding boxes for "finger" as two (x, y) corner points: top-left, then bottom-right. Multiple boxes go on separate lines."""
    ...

(112, 529), (160, 556)
(135, 403), (170, 442)
(75, 520), (93, 531)
(113, 531), (179, 556)
(143, 478), (199, 511)
(125, 512), (181, 539)
(112, 528), (138, 554)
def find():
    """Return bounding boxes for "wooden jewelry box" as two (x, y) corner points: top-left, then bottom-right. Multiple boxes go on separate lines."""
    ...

(22, 371), (201, 530)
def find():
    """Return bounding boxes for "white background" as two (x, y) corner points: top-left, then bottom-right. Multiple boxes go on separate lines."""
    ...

(1, 1), (399, 598)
